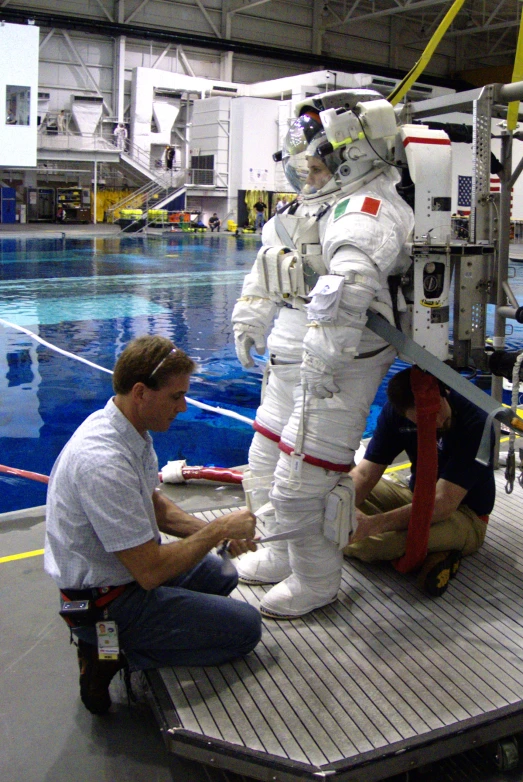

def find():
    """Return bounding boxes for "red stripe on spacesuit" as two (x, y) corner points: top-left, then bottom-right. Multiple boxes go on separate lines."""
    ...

(278, 441), (352, 472)
(253, 420), (281, 443)
(402, 136), (451, 147)
(361, 197), (381, 216)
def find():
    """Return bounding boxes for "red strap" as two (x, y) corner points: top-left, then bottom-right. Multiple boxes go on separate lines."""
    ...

(278, 441), (352, 472)
(253, 420), (281, 443)
(394, 368), (441, 573)
(60, 584), (128, 608)
(94, 585), (128, 608)
(255, 421), (352, 472)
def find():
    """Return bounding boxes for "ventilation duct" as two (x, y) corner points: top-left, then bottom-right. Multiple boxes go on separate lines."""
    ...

(152, 101), (179, 134)
(37, 91), (50, 125)
(208, 85), (238, 96)
(71, 95), (103, 135)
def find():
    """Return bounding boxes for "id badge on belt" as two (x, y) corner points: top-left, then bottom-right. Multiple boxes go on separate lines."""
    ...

(96, 620), (120, 660)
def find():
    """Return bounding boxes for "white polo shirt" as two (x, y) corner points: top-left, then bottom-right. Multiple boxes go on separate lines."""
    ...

(44, 398), (161, 589)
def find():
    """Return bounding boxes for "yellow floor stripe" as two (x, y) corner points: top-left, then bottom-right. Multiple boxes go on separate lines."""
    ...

(0, 548), (44, 564)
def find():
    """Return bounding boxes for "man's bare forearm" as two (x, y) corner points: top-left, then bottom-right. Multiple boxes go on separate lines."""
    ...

(350, 458), (387, 506)
(352, 503), (412, 541)
(117, 507), (257, 590)
(150, 516), (235, 586)
(153, 488), (207, 537)
(351, 478), (468, 543)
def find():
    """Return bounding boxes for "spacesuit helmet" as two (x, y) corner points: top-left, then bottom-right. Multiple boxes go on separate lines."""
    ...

(280, 111), (325, 194)
(281, 88), (395, 198)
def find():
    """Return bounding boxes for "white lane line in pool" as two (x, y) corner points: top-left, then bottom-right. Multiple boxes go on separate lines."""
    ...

(0, 270), (247, 289)
(0, 318), (254, 427)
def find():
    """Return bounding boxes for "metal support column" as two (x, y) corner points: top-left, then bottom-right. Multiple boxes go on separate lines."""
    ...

(114, 36), (126, 124)
(493, 132), (513, 399)
(93, 158), (98, 225)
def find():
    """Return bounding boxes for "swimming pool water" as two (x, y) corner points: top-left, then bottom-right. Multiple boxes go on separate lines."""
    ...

(0, 234), (263, 513)
(1, 233), (523, 514)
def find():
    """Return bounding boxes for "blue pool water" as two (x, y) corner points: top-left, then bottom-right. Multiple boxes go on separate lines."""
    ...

(1, 233), (523, 515)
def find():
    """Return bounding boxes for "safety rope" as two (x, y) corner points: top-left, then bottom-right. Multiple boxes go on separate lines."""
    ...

(0, 317), (254, 426)
(507, 4), (523, 132)
(387, 0), (467, 107)
(394, 368), (441, 574)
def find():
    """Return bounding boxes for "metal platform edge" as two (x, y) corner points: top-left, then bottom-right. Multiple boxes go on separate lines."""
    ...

(144, 668), (523, 782)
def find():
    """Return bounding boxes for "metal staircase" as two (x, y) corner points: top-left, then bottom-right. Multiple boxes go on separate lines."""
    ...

(105, 161), (186, 224)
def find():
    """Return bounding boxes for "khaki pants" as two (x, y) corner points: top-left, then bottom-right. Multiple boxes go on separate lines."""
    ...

(344, 475), (488, 562)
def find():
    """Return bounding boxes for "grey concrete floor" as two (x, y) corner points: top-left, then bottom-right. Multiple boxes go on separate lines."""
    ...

(0, 507), (213, 782)
(0, 481), (247, 782)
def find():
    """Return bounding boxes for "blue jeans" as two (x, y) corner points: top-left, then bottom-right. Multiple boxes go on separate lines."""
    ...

(75, 554), (262, 671)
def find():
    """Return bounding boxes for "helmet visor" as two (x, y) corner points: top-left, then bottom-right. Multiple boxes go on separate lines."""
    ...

(282, 150), (309, 193)
(282, 115), (323, 193)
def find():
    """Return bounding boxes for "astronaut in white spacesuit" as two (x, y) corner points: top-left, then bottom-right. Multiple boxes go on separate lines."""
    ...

(232, 90), (415, 618)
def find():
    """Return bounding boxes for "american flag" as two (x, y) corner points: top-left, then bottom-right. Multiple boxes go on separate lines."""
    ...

(457, 174), (512, 216)
(457, 175), (472, 215)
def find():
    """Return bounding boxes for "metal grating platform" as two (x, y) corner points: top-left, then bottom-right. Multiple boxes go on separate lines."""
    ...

(147, 470), (523, 781)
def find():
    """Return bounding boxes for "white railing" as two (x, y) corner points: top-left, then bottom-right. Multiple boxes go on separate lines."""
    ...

(106, 171), (186, 223)
(37, 129), (114, 152)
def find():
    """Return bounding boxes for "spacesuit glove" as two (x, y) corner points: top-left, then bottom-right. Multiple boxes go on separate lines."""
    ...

(234, 326), (267, 368)
(300, 351), (339, 398)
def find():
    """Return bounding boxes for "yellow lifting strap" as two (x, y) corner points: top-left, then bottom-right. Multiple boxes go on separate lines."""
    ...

(507, 6), (523, 132)
(387, 0), (467, 107)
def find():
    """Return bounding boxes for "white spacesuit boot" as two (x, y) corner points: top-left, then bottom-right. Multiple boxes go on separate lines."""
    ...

(259, 455), (343, 618)
(260, 531), (343, 619)
(236, 432), (292, 585)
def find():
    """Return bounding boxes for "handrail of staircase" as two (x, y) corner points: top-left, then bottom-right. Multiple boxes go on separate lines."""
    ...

(106, 181), (164, 223)
(107, 171), (187, 224)
(123, 140), (159, 173)
(122, 141), (179, 189)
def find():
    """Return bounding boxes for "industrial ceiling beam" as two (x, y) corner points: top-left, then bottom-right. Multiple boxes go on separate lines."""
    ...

(0, 4), (468, 90)
(194, 0), (221, 38)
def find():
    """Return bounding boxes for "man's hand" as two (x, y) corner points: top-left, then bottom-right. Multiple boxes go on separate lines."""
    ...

(219, 508), (258, 558)
(349, 509), (382, 543)
(227, 538), (258, 557)
(301, 351), (339, 398)
(234, 327), (266, 368)
(221, 507), (257, 539)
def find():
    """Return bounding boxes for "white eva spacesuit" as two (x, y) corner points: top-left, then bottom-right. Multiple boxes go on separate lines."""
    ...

(233, 90), (415, 618)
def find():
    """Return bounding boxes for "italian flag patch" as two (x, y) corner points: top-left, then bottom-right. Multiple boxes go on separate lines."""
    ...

(334, 195), (382, 221)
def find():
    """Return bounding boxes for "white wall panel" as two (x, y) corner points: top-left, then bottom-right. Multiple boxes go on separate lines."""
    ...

(0, 23), (39, 167)
(229, 97), (280, 193)
(191, 97), (230, 174)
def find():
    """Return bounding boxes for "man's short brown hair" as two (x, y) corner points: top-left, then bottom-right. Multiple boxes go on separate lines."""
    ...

(387, 366), (447, 416)
(112, 336), (196, 395)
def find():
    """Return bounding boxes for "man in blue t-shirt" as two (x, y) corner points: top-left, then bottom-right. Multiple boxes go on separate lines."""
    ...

(344, 366), (495, 595)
